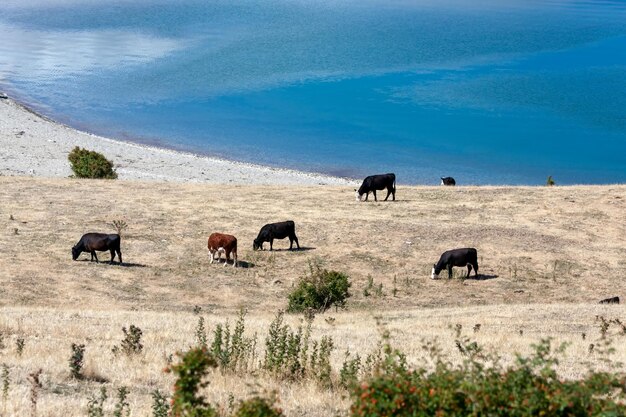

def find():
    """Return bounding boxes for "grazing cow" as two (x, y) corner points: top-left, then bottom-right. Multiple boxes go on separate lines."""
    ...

(355, 173), (396, 202)
(599, 296), (620, 304)
(441, 176), (456, 186)
(72, 233), (122, 264)
(431, 248), (478, 279)
(208, 233), (238, 267)
(253, 221), (299, 251)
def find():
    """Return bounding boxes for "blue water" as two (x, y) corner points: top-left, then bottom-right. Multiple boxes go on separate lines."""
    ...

(1, 0), (625, 184)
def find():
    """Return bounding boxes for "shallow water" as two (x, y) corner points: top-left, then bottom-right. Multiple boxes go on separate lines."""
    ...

(1, 0), (625, 184)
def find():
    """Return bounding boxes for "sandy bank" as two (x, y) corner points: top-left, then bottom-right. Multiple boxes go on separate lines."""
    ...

(0, 95), (353, 185)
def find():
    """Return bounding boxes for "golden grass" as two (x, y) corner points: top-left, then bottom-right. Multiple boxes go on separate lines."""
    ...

(0, 177), (625, 415)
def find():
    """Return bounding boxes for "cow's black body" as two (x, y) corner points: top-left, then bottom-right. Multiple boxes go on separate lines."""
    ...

(356, 173), (396, 202)
(441, 177), (456, 186)
(599, 296), (620, 304)
(72, 233), (122, 264)
(432, 248), (478, 279)
(253, 221), (299, 251)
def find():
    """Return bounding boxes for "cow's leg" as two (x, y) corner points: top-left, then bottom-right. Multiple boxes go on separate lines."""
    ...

(223, 250), (229, 267)
(293, 234), (300, 249)
(92, 251), (99, 263)
(364, 192), (369, 201)
(373, 190), (377, 201)
(117, 250), (122, 264)
(467, 264), (472, 278)
(447, 265), (452, 279)
(384, 187), (391, 201)
(392, 186), (396, 201)
(269, 239), (273, 251)
(232, 250), (237, 268)
(473, 262), (479, 278)
(110, 248), (116, 264)
(209, 250), (214, 264)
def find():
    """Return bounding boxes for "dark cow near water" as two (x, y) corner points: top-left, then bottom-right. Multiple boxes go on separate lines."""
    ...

(441, 176), (456, 186)
(208, 232), (238, 267)
(253, 221), (300, 251)
(432, 248), (478, 279)
(355, 173), (396, 202)
(72, 233), (122, 264)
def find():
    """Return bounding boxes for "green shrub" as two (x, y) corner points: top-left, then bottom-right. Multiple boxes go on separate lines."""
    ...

(151, 389), (170, 417)
(210, 309), (257, 374)
(87, 387), (107, 417)
(350, 338), (626, 417)
(112, 325), (143, 356)
(167, 347), (218, 417)
(287, 262), (351, 313)
(546, 175), (555, 186)
(263, 311), (334, 386)
(113, 387), (130, 417)
(232, 396), (284, 417)
(68, 146), (118, 179)
(69, 343), (85, 379)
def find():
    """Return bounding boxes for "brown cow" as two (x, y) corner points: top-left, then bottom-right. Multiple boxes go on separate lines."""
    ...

(208, 233), (237, 268)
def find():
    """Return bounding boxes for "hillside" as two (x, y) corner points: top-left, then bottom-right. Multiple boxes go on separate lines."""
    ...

(1, 177), (625, 311)
(0, 177), (625, 415)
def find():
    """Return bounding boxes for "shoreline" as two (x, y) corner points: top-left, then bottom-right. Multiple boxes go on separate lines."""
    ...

(0, 93), (355, 186)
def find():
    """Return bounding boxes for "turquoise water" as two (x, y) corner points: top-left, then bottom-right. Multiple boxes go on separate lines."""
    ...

(1, 0), (625, 184)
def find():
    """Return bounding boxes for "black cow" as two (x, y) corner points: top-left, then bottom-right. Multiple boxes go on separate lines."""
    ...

(253, 221), (300, 251)
(355, 173), (396, 202)
(441, 177), (456, 186)
(431, 248), (478, 279)
(72, 233), (122, 264)
(599, 296), (620, 304)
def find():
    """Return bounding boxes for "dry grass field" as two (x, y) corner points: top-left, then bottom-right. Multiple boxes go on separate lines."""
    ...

(1, 176), (626, 416)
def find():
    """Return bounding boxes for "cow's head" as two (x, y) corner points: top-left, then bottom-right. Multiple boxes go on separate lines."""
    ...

(354, 189), (362, 202)
(71, 246), (80, 261)
(431, 264), (439, 279)
(253, 239), (262, 251)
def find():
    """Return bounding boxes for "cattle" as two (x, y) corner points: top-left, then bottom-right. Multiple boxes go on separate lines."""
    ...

(431, 248), (478, 279)
(599, 296), (620, 304)
(253, 221), (299, 251)
(355, 173), (396, 202)
(441, 176), (456, 186)
(72, 233), (122, 264)
(208, 233), (238, 267)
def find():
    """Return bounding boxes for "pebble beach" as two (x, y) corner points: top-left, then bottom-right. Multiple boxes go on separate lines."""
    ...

(0, 95), (352, 186)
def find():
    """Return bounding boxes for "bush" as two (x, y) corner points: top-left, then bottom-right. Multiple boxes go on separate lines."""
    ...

(287, 262), (351, 313)
(167, 347), (218, 417)
(68, 146), (117, 179)
(232, 396), (284, 417)
(546, 175), (555, 186)
(350, 338), (626, 417)
(69, 343), (85, 379)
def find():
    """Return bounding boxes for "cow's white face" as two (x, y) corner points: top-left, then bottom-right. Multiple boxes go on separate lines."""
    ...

(431, 267), (437, 279)
(355, 189), (362, 202)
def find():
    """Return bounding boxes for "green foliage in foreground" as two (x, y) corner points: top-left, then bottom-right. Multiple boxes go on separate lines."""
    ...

(167, 347), (218, 417)
(68, 146), (117, 179)
(166, 347), (285, 417)
(287, 262), (351, 313)
(350, 337), (626, 417)
(232, 396), (284, 417)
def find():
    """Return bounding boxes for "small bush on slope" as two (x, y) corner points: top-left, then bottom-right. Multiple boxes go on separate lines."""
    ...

(68, 146), (117, 179)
